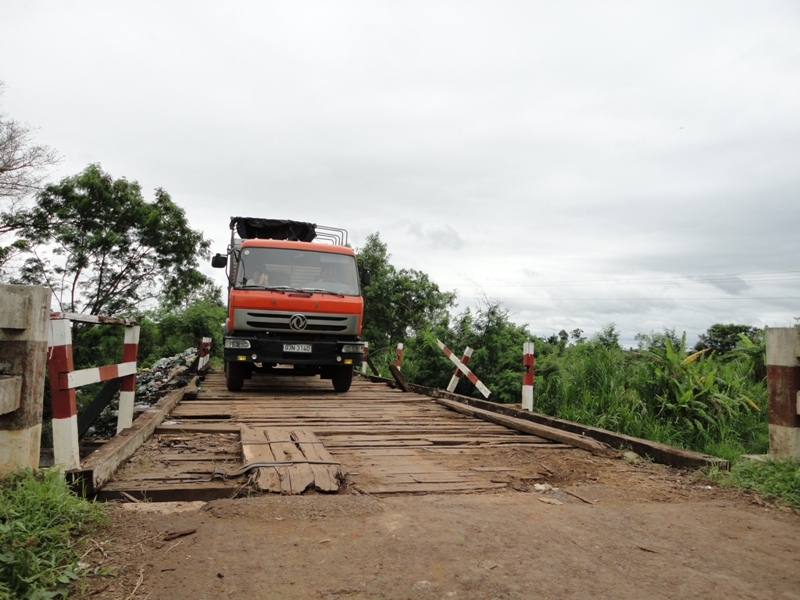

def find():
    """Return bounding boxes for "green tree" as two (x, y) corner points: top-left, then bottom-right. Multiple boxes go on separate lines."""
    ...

(357, 232), (455, 361)
(593, 323), (621, 349)
(403, 299), (531, 403)
(137, 297), (227, 366)
(695, 323), (763, 355)
(15, 164), (212, 316)
(635, 327), (683, 352)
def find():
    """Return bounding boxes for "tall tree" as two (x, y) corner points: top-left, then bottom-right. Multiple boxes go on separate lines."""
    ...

(0, 82), (60, 271)
(16, 164), (212, 316)
(357, 232), (456, 356)
(695, 323), (763, 355)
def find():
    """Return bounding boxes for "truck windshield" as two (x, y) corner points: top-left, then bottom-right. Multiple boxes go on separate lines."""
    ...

(234, 247), (360, 296)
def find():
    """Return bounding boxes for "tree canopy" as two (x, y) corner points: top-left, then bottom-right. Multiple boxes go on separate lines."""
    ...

(694, 323), (763, 355)
(15, 163), (212, 316)
(357, 232), (456, 354)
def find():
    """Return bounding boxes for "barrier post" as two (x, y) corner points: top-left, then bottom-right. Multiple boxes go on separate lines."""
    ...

(436, 339), (491, 399)
(522, 341), (535, 411)
(117, 325), (140, 433)
(49, 317), (81, 470)
(0, 286), (51, 474)
(446, 347), (473, 392)
(766, 327), (800, 459)
(198, 336), (212, 372)
(395, 343), (404, 369)
(361, 342), (369, 375)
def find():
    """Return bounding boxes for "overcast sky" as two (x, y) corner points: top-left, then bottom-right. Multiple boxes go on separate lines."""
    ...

(2, 1), (799, 346)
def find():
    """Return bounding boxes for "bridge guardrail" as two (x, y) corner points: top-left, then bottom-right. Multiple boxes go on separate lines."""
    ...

(48, 312), (140, 471)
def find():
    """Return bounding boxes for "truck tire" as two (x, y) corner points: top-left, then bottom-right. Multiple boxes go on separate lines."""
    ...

(226, 362), (246, 392)
(331, 365), (353, 393)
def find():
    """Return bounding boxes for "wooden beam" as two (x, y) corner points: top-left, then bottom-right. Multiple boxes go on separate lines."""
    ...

(388, 364), (410, 392)
(422, 387), (729, 470)
(433, 397), (618, 457)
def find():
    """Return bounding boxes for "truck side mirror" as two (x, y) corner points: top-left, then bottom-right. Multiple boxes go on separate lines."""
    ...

(360, 268), (371, 287)
(211, 253), (228, 268)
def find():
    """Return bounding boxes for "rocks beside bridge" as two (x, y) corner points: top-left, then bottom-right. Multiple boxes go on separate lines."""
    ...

(84, 348), (200, 439)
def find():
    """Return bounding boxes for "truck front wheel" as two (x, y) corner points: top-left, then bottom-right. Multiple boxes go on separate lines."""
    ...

(331, 365), (353, 393)
(226, 362), (246, 392)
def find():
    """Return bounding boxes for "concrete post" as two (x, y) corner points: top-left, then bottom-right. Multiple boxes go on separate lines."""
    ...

(361, 342), (369, 375)
(522, 341), (535, 411)
(766, 327), (800, 460)
(395, 343), (404, 369)
(116, 325), (140, 433)
(0, 285), (51, 474)
(48, 318), (80, 470)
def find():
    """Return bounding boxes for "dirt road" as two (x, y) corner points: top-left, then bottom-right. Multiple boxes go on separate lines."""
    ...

(74, 448), (800, 600)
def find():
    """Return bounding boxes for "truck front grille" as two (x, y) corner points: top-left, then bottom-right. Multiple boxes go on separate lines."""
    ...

(233, 309), (358, 335)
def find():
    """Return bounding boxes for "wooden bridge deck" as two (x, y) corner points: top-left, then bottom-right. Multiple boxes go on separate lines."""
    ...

(98, 371), (564, 500)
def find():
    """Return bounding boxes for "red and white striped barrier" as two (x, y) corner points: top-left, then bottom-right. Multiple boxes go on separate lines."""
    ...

(395, 343), (404, 369)
(118, 326), (140, 432)
(522, 341), (535, 411)
(436, 339), (491, 398)
(198, 337), (212, 372)
(361, 342), (369, 374)
(48, 314), (140, 470)
(446, 347), (473, 393)
(766, 328), (800, 459)
(48, 318), (80, 471)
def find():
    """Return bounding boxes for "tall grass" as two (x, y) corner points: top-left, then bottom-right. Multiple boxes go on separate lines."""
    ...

(535, 335), (768, 461)
(0, 468), (106, 600)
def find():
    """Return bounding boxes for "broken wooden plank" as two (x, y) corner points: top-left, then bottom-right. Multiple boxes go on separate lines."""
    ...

(240, 427), (342, 494)
(291, 429), (343, 492)
(265, 428), (315, 494)
(240, 426), (282, 492)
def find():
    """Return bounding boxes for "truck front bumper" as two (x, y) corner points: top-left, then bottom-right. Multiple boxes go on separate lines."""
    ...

(223, 333), (364, 367)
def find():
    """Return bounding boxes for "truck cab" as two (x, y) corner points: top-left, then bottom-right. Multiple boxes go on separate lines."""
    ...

(211, 217), (369, 393)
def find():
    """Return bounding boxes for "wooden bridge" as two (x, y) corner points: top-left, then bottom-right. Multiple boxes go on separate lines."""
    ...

(92, 372), (568, 500)
(75, 368), (725, 502)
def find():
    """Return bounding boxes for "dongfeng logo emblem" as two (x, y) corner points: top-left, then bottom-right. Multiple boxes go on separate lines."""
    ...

(289, 314), (308, 331)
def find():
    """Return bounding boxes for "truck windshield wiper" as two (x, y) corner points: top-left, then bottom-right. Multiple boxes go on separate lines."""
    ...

(302, 288), (345, 297)
(239, 283), (269, 289)
(239, 285), (305, 293)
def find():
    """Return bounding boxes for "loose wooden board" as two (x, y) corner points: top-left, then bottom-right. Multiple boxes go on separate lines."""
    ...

(240, 426), (343, 494)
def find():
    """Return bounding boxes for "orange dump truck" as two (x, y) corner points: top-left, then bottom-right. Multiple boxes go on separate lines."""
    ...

(211, 217), (369, 393)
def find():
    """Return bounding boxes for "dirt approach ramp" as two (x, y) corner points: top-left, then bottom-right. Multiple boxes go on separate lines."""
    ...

(80, 461), (798, 600)
(75, 372), (800, 599)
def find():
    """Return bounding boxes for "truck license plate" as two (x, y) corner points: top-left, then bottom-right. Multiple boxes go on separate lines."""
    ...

(283, 344), (312, 353)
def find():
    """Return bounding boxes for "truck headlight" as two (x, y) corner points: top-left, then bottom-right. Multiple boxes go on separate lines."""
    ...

(340, 344), (364, 354)
(225, 338), (251, 349)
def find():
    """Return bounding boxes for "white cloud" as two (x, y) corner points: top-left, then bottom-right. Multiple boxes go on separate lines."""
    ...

(2, 0), (798, 347)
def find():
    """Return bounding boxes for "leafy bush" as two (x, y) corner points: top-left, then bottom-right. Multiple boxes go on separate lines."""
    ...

(138, 298), (226, 367)
(399, 314), (768, 460)
(0, 469), (105, 599)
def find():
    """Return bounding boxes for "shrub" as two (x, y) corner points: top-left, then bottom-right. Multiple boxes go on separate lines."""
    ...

(0, 468), (105, 599)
